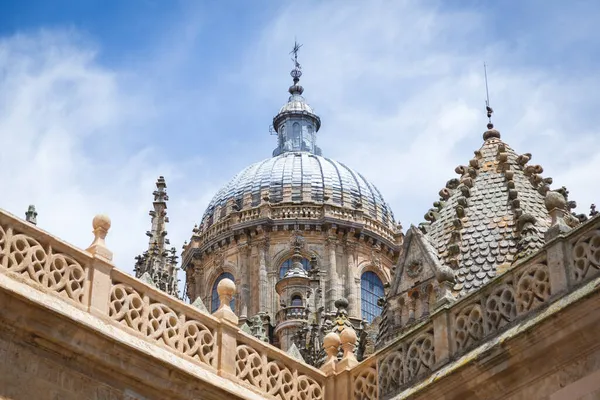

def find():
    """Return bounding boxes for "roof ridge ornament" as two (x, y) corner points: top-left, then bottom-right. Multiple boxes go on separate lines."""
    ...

(483, 62), (501, 140)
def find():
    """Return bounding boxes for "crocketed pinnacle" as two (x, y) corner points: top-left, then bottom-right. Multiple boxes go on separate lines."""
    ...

(418, 124), (579, 296)
(134, 176), (180, 298)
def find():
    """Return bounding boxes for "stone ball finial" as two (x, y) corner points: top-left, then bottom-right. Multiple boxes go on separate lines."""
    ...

(93, 214), (111, 231)
(87, 214), (113, 261)
(334, 298), (349, 310)
(213, 278), (238, 324)
(340, 327), (357, 346)
(545, 191), (566, 212)
(338, 327), (359, 369)
(323, 331), (341, 350)
(321, 332), (341, 375)
(483, 127), (501, 141)
(217, 278), (236, 298)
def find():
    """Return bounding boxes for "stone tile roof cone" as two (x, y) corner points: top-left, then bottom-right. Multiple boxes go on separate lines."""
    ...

(378, 117), (583, 347)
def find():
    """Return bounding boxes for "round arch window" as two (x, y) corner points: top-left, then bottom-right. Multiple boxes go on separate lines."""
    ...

(361, 271), (384, 323)
(279, 257), (310, 279)
(291, 295), (303, 307)
(211, 272), (235, 313)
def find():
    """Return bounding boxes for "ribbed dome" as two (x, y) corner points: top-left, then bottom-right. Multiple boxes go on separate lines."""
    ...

(200, 152), (395, 229)
(279, 93), (315, 114)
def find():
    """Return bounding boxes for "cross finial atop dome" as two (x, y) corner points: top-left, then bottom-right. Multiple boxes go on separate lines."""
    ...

(289, 40), (304, 95)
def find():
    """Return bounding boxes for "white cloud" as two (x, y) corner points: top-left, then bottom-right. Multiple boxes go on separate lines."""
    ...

(0, 30), (210, 283)
(240, 0), (600, 224)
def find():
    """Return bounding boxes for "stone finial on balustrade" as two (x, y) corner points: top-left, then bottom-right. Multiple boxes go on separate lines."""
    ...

(338, 327), (359, 370)
(544, 191), (571, 241)
(320, 332), (341, 376)
(213, 278), (238, 325)
(87, 214), (113, 261)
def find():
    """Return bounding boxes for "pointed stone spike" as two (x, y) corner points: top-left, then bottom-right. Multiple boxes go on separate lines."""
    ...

(139, 272), (156, 287)
(192, 297), (208, 313)
(286, 343), (305, 362)
(241, 323), (252, 335)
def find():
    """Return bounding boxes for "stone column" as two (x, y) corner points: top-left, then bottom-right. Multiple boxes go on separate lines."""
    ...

(268, 271), (278, 318)
(327, 236), (339, 310)
(237, 243), (250, 319)
(354, 277), (361, 319)
(345, 241), (359, 317)
(193, 258), (204, 302)
(258, 237), (269, 313)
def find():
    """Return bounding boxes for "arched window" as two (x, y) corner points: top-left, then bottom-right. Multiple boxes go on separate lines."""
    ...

(211, 272), (235, 313)
(291, 295), (303, 307)
(292, 122), (301, 149)
(361, 271), (384, 323)
(279, 257), (310, 279)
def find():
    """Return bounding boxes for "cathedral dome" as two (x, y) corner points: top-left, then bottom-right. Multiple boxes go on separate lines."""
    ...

(200, 152), (395, 230)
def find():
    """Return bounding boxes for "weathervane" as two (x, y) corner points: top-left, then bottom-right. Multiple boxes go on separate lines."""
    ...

(484, 62), (494, 128)
(290, 40), (303, 82)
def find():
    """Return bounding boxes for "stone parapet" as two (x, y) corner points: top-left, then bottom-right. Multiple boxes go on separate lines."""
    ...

(353, 214), (600, 399)
(1, 206), (598, 400)
(0, 208), (327, 400)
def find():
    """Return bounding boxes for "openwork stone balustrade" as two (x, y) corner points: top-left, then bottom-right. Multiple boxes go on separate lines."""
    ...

(1, 207), (598, 400)
(349, 215), (600, 400)
(0, 209), (326, 400)
(275, 305), (308, 324)
(195, 202), (398, 253)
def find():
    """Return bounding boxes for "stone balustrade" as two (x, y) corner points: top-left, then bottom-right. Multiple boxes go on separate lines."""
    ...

(271, 205), (323, 220)
(196, 202), (397, 253)
(197, 218), (231, 243)
(2, 205), (598, 400)
(0, 208), (327, 400)
(275, 305), (308, 324)
(346, 214), (600, 400)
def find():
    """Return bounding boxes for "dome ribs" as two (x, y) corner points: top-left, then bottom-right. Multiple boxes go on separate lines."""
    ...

(269, 154), (286, 203)
(338, 160), (366, 212)
(250, 158), (272, 207)
(291, 153), (303, 202)
(325, 157), (344, 205)
(310, 154), (325, 202)
(355, 170), (380, 221)
(197, 153), (396, 240)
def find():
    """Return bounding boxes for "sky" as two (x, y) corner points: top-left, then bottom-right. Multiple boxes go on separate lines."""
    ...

(1, 0), (599, 292)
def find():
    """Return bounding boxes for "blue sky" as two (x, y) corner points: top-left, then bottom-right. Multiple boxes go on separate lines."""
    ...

(1, 1), (599, 281)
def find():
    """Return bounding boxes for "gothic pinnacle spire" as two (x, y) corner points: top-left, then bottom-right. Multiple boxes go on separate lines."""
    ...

(134, 176), (180, 298)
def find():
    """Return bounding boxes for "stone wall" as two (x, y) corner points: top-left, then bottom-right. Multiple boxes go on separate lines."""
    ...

(0, 330), (138, 400)
(186, 228), (395, 321)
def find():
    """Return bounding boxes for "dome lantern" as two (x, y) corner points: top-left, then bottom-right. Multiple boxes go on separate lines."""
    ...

(272, 40), (322, 157)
